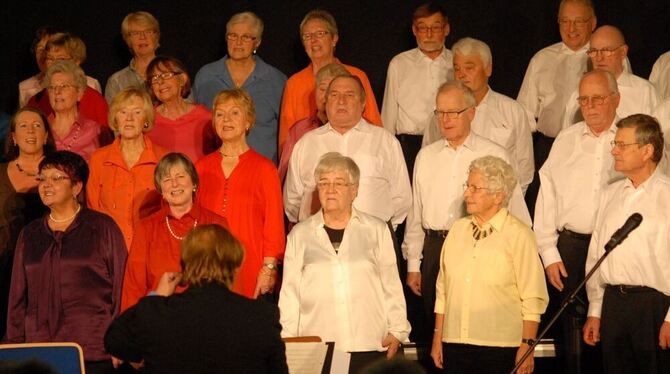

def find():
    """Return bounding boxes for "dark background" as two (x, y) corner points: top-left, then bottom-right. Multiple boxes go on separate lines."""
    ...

(1, 0), (669, 115)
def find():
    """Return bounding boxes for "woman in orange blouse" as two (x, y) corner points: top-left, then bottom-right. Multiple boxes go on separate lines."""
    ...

(121, 152), (228, 311)
(87, 87), (166, 248)
(196, 89), (285, 299)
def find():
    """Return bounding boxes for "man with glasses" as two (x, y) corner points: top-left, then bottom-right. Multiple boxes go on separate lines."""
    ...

(381, 2), (453, 178)
(561, 25), (659, 130)
(402, 81), (530, 343)
(535, 69), (623, 374)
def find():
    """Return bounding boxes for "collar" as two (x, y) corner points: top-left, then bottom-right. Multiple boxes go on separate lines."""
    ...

(623, 166), (660, 192)
(163, 202), (202, 221)
(559, 42), (590, 55)
(104, 135), (160, 168)
(313, 206), (362, 230)
(580, 116), (619, 137)
(444, 131), (476, 151)
(412, 47), (451, 62)
(470, 207), (508, 232)
(616, 72), (634, 87)
(320, 118), (370, 135)
(477, 86), (494, 107)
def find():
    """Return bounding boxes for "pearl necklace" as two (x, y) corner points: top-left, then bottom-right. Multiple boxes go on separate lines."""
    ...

(165, 216), (197, 240)
(49, 204), (81, 223)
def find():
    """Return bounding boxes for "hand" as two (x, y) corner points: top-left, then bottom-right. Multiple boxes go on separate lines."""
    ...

(406, 272), (422, 296)
(515, 344), (534, 374)
(382, 334), (401, 359)
(155, 272), (182, 297)
(545, 262), (567, 291)
(583, 317), (601, 346)
(430, 334), (443, 369)
(111, 356), (123, 369)
(659, 321), (670, 349)
(130, 360), (145, 370)
(253, 267), (277, 298)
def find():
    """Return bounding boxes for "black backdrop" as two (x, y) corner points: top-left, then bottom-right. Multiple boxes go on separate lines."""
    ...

(1, 0), (669, 114)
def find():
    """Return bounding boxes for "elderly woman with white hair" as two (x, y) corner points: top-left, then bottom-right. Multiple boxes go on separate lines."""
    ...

(279, 152), (410, 373)
(431, 155), (548, 374)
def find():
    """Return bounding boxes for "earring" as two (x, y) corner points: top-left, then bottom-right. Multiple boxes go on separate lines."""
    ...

(192, 187), (197, 192)
(253, 49), (257, 55)
(143, 122), (149, 129)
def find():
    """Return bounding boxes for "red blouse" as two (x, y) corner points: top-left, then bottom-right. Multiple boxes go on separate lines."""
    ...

(196, 149), (285, 298)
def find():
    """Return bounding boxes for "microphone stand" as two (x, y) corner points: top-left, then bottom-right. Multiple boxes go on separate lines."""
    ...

(509, 247), (613, 374)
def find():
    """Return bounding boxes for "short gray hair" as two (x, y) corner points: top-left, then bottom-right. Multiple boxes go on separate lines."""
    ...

(314, 152), (360, 185)
(437, 81), (476, 108)
(453, 37), (492, 67)
(468, 156), (517, 207)
(300, 9), (338, 36)
(43, 60), (87, 91)
(226, 11), (264, 39)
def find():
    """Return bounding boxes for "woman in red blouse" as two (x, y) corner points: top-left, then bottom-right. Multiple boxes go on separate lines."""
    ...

(196, 89), (285, 299)
(121, 152), (227, 311)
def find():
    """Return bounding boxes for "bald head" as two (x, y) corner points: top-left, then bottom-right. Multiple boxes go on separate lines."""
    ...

(589, 25), (628, 77)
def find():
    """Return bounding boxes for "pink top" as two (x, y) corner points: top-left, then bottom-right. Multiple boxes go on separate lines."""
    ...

(49, 114), (108, 162)
(148, 104), (218, 162)
(278, 114), (323, 184)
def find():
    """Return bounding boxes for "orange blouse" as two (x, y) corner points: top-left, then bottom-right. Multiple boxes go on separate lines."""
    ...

(86, 136), (167, 248)
(196, 149), (285, 298)
(278, 61), (382, 153)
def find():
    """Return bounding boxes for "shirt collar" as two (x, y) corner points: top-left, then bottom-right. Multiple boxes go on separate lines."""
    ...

(623, 166), (660, 193)
(616, 72), (633, 87)
(559, 42), (590, 55)
(322, 118), (370, 134)
(164, 202), (202, 221)
(580, 116), (620, 137)
(105, 135), (160, 168)
(444, 132), (476, 151)
(313, 207), (362, 229)
(470, 207), (508, 232)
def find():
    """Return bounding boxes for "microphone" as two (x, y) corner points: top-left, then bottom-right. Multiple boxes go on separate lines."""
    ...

(604, 213), (643, 252)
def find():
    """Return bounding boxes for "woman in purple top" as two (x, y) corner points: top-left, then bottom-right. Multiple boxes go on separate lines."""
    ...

(5, 151), (127, 374)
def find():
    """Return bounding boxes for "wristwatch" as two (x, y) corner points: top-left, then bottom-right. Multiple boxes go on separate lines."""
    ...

(521, 338), (535, 345)
(263, 263), (277, 271)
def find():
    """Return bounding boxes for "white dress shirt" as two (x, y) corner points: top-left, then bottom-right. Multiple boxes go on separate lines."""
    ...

(382, 48), (453, 135)
(284, 119), (411, 226)
(534, 120), (623, 267)
(561, 72), (660, 130)
(402, 133), (532, 272)
(279, 208), (411, 351)
(652, 99), (670, 176)
(586, 170), (670, 321)
(650, 50), (670, 100)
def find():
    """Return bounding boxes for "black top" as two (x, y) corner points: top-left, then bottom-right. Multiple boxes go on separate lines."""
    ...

(324, 226), (345, 251)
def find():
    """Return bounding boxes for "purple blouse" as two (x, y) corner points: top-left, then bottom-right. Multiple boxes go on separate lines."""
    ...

(5, 208), (127, 361)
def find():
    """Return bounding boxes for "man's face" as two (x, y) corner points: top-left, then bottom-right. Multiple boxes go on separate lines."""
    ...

(412, 13), (449, 55)
(589, 29), (627, 77)
(558, 1), (596, 51)
(611, 127), (650, 175)
(325, 77), (365, 132)
(435, 88), (474, 145)
(578, 74), (619, 132)
(453, 53), (491, 97)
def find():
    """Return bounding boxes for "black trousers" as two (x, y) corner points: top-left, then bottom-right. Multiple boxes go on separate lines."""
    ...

(419, 232), (447, 341)
(442, 343), (516, 374)
(396, 134), (423, 182)
(525, 131), (554, 220)
(348, 348), (404, 373)
(600, 285), (670, 374)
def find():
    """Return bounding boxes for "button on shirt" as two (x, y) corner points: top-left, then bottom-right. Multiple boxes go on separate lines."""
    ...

(535, 120), (623, 267)
(284, 119), (411, 226)
(402, 133), (532, 272)
(435, 208), (549, 347)
(650, 50), (670, 100)
(586, 170), (670, 321)
(561, 72), (660, 130)
(382, 48), (453, 135)
(279, 208), (411, 352)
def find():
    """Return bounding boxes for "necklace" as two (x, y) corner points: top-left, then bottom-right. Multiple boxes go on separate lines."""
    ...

(470, 221), (494, 240)
(57, 122), (81, 151)
(165, 216), (198, 240)
(49, 204), (81, 223)
(15, 161), (38, 177)
(219, 148), (247, 159)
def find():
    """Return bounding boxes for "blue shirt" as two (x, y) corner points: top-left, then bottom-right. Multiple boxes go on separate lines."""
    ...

(193, 56), (287, 163)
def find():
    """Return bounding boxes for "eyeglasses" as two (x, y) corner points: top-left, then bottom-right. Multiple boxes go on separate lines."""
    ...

(45, 56), (72, 63)
(576, 93), (615, 106)
(226, 33), (257, 43)
(610, 141), (640, 150)
(128, 29), (157, 38)
(150, 72), (182, 85)
(586, 45), (624, 58)
(462, 183), (489, 193)
(302, 30), (330, 42)
(415, 24), (445, 34)
(316, 181), (353, 190)
(434, 107), (472, 120)
(558, 17), (592, 28)
(47, 84), (77, 92)
(36, 174), (71, 183)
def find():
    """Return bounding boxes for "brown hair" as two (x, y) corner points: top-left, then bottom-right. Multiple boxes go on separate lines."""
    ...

(5, 107), (56, 160)
(146, 55), (191, 100)
(212, 89), (257, 132)
(108, 87), (155, 132)
(616, 114), (664, 163)
(181, 224), (245, 288)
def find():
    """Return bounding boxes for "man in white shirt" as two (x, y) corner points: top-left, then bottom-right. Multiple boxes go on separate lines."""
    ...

(382, 2), (453, 177)
(561, 25), (659, 130)
(535, 69), (623, 374)
(284, 74), (411, 228)
(650, 50), (670, 100)
(583, 114), (670, 373)
(402, 81), (531, 340)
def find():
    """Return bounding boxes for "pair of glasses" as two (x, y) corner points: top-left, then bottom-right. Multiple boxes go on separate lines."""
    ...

(150, 72), (182, 85)
(36, 174), (71, 183)
(45, 56), (72, 63)
(462, 183), (489, 193)
(576, 93), (615, 106)
(434, 107), (472, 120)
(301, 30), (330, 41)
(586, 45), (624, 58)
(317, 181), (352, 190)
(610, 141), (640, 150)
(557, 17), (592, 27)
(128, 29), (156, 38)
(415, 24), (445, 34)
(47, 84), (77, 92)
(226, 33), (257, 43)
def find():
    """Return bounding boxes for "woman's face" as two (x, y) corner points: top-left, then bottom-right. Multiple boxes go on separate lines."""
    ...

(126, 21), (159, 58)
(150, 64), (185, 103)
(114, 95), (147, 140)
(38, 166), (81, 208)
(317, 169), (357, 215)
(47, 72), (83, 113)
(160, 163), (195, 209)
(226, 21), (260, 61)
(35, 36), (50, 72)
(463, 170), (500, 222)
(213, 99), (250, 143)
(45, 46), (76, 69)
(301, 18), (338, 62)
(13, 111), (48, 156)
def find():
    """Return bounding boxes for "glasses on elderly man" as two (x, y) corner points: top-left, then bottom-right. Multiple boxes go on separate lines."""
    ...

(150, 72), (182, 85)
(557, 17), (592, 28)
(434, 107), (472, 120)
(610, 140), (640, 150)
(415, 24), (445, 34)
(302, 30), (330, 42)
(586, 45), (625, 58)
(226, 33), (257, 43)
(576, 93), (615, 106)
